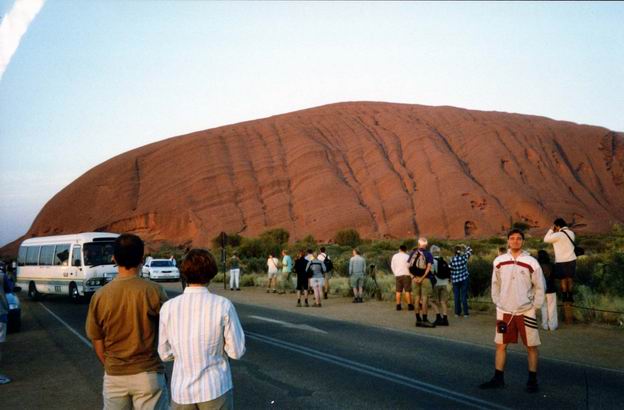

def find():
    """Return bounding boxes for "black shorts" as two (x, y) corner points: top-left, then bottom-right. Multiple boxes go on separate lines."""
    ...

(554, 260), (576, 279)
(296, 274), (309, 291)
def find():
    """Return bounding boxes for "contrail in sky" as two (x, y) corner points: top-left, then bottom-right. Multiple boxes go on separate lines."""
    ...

(0, 0), (45, 82)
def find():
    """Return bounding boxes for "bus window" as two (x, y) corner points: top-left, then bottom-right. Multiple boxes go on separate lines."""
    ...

(72, 247), (82, 267)
(54, 244), (70, 266)
(18, 246), (27, 266)
(83, 242), (115, 267)
(39, 245), (55, 266)
(26, 246), (41, 266)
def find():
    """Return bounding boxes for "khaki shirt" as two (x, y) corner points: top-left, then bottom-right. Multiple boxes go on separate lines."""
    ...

(85, 275), (168, 375)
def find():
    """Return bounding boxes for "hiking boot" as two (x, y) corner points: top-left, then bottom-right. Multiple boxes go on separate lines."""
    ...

(353, 298), (359, 303)
(304, 300), (309, 307)
(433, 316), (443, 326)
(323, 291), (328, 300)
(236, 288), (241, 291)
(230, 288), (234, 291)
(441, 316), (449, 326)
(420, 320), (436, 328)
(525, 381), (539, 393)
(296, 301), (302, 307)
(479, 378), (505, 389)
(266, 289), (270, 293)
(396, 304), (402, 311)
(272, 289), (278, 294)
(358, 297), (364, 303)
(407, 304), (415, 311)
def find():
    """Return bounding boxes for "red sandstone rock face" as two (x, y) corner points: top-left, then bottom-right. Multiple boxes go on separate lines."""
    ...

(5, 102), (624, 250)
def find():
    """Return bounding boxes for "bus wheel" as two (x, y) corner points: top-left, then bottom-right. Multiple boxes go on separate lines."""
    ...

(28, 282), (41, 301)
(70, 282), (82, 304)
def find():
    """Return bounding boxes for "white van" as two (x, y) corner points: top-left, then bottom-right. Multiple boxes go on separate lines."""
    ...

(16, 232), (120, 303)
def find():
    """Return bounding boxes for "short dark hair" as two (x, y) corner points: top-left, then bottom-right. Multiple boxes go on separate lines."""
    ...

(306, 249), (313, 254)
(507, 228), (525, 239)
(498, 247), (507, 254)
(454, 245), (463, 254)
(399, 245), (407, 252)
(180, 249), (218, 285)
(114, 234), (144, 269)
(320, 246), (326, 252)
(554, 218), (567, 228)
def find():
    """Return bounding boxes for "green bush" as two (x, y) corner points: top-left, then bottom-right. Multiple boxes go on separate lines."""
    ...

(238, 238), (266, 258)
(334, 229), (362, 248)
(468, 256), (492, 297)
(260, 228), (290, 246)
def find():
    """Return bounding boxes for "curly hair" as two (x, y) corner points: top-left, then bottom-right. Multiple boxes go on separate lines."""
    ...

(180, 249), (218, 285)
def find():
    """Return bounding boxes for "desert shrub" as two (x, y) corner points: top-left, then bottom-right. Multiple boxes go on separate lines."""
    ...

(575, 255), (605, 289)
(603, 250), (624, 297)
(511, 221), (531, 232)
(579, 237), (607, 254)
(240, 257), (267, 274)
(240, 274), (256, 287)
(238, 238), (266, 258)
(371, 240), (400, 251)
(260, 228), (290, 246)
(293, 234), (316, 251)
(486, 236), (506, 245)
(468, 256), (493, 297)
(334, 229), (361, 248)
(401, 238), (417, 250)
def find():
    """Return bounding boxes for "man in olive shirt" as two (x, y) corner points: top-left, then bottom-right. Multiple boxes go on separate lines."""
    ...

(86, 234), (169, 409)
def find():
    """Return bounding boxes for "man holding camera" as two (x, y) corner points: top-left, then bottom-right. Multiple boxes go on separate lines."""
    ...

(480, 229), (545, 393)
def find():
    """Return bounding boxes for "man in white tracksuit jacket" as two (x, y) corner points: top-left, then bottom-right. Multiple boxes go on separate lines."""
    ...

(480, 229), (545, 394)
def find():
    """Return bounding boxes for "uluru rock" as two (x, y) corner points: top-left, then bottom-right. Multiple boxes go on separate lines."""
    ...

(4, 102), (624, 250)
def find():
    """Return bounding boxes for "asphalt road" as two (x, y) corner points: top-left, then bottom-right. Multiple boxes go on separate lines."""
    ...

(9, 289), (623, 409)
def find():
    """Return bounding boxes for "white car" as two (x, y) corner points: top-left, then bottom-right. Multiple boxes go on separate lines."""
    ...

(141, 259), (179, 281)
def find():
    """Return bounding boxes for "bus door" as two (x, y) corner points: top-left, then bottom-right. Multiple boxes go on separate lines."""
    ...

(71, 245), (82, 280)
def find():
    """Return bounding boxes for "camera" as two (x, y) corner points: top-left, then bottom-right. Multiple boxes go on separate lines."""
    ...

(497, 320), (508, 334)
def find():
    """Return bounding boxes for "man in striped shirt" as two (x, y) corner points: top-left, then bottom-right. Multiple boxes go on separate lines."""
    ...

(449, 244), (472, 317)
(158, 249), (246, 409)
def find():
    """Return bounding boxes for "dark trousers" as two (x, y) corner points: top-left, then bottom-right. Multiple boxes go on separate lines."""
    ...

(453, 279), (469, 316)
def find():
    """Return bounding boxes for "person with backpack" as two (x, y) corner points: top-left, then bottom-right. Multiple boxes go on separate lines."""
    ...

(305, 253), (327, 307)
(318, 247), (333, 299)
(408, 238), (436, 328)
(430, 245), (451, 326)
(450, 244), (472, 317)
(391, 245), (414, 311)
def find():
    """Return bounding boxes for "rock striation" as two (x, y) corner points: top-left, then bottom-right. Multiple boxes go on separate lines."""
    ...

(4, 102), (624, 251)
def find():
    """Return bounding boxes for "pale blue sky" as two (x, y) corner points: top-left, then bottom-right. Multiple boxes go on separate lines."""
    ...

(1, 1), (623, 246)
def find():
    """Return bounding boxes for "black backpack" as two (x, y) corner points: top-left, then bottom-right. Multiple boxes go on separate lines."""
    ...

(435, 257), (451, 279)
(322, 254), (333, 272)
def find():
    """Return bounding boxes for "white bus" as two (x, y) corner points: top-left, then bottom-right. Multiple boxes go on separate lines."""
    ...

(16, 232), (120, 303)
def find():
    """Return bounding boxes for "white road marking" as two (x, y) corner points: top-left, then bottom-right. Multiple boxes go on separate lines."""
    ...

(247, 331), (509, 410)
(38, 302), (93, 349)
(249, 315), (328, 334)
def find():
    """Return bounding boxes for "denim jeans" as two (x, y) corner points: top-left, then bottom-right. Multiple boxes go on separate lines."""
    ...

(453, 279), (469, 316)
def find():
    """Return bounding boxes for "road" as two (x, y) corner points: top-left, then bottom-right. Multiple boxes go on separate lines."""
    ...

(5, 286), (623, 409)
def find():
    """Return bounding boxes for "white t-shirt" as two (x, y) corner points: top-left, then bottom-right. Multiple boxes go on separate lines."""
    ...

(544, 228), (577, 263)
(267, 257), (279, 274)
(391, 252), (410, 277)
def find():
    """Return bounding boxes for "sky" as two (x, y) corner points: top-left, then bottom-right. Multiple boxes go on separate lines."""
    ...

(0, 1), (623, 246)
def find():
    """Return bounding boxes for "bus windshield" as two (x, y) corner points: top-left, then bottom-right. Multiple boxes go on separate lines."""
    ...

(83, 242), (115, 267)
